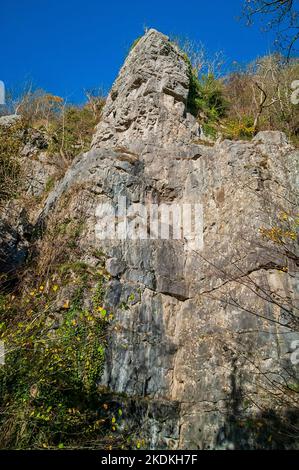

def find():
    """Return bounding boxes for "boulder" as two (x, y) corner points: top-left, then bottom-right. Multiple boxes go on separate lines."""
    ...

(0, 114), (21, 127)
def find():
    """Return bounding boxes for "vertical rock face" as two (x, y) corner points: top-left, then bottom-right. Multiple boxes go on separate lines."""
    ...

(41, 30), (299, 449)
(92, 29), (200, 151)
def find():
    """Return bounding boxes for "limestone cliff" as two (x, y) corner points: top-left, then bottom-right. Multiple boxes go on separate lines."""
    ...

(1, 29), (299, 449)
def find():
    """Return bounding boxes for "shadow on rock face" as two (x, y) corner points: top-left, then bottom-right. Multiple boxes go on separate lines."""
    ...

(216, 358), (299, 450)
(0, 211), (33, 288)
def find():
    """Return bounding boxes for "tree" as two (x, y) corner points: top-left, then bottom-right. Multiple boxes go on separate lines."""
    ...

(222, 54), (299, 140)
(243, 0), (299, 59)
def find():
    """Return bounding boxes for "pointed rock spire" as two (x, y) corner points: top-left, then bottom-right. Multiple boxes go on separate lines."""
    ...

(92, 29), (200, 152)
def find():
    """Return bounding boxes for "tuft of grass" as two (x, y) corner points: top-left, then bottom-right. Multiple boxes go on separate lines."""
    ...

(129, 36), (142, 52)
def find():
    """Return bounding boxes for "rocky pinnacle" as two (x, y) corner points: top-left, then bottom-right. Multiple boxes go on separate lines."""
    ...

(92, 29), (200, 152)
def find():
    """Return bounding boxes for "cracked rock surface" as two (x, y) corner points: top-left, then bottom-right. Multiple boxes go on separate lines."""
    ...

(38, 29), (299, 449)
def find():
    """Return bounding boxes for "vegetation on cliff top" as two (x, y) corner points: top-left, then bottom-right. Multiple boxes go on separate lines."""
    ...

(177, 38), (299, 142)
(0, 89), (105, 205)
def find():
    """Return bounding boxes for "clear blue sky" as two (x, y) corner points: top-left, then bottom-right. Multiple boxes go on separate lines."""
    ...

(1, 0), (276, 103)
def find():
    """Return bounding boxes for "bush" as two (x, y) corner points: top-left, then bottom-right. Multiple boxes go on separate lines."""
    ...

(180, 47), (228, 135)
(0, 265), (110, 449)
(186, 70), (228, 138)
(187, 66), (227, 127)
(6, 88), (105, 162)
(0, 122), (23, 203)
(48, 104), (103, 159)
(191, 73), (228, 120)
(223, 55), (299, 143)
(179, 39), (299, 143)
(15, 89), (64, 128)
(221, 115), (256, 140)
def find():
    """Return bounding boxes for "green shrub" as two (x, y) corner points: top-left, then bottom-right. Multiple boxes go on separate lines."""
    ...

(181, 51), (228, 135)
(221, 115), (256, 140)
(18, 90), (64, 128)
(223, 56), (299, 142)
(0, 267), (110, 449)
(48, 105), (102, 159)
(0, 122), (23, 203)
(129, 36), (142, 52)
(8, 88), (105, 162)
(189, 73), (228, 120)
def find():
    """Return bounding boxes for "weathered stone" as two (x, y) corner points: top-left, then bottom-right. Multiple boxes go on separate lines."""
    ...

(21, 129), (49, 157)
(92, 29), (201, 152)
(105, 257), (125, 277)
(0, 205), (32, 279)
(0, 114), (21, 127)
(21, 151), (59, 197)
(36, 29), (299, 449)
